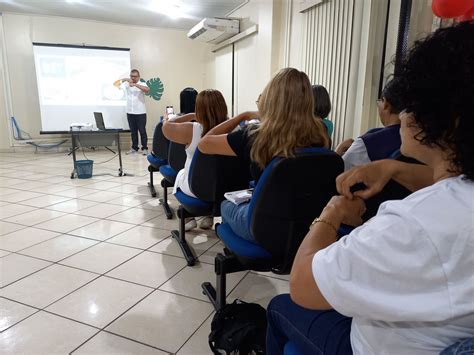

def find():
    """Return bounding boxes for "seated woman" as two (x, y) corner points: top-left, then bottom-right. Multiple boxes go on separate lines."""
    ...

(312, 84), (334, 138)
(199, 68), (329, 242)
(337, 77), (405, 170)
(266, 22), (474, 354)
(162, 89), (228, 230)
(147, 87), (198, 167)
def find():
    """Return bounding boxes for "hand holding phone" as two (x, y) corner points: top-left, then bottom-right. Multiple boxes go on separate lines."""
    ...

(166, 106), (174, 115)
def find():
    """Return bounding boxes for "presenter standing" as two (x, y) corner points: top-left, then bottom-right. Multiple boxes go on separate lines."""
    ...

(120, 69), (150, 155)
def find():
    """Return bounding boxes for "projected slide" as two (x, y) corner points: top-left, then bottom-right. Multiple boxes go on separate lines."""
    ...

(33, 44), (131, 131)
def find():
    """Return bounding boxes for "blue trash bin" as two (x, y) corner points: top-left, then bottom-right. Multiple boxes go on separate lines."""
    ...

(75, 160), (93, 179)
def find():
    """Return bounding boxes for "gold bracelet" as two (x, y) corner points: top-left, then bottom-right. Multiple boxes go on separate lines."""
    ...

(310, 217), (338, 233)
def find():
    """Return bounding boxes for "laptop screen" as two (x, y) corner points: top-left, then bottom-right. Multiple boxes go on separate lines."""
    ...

(93, 112), (105, 130)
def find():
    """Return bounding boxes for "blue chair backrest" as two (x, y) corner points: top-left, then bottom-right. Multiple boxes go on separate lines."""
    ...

(189, 149), (252, 213)
(440, 338), (474, 355)
(151, 121), (169, 160)
(247, 147), (344, 269)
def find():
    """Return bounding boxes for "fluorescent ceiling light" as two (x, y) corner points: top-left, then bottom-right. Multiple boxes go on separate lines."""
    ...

(151, 0), (183, 19)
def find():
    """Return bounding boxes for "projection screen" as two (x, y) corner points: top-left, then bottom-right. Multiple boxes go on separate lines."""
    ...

(33, 43), (131, 132)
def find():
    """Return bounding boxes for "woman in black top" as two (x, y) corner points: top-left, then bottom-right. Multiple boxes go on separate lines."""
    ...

(199, 68), (329, 242)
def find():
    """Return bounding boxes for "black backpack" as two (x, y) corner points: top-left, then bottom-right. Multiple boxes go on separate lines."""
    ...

(209, 300), (267, 355)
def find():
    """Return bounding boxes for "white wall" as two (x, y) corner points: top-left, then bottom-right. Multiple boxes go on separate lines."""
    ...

(0, 13), (210, 150)
(205, 0), (276, 116)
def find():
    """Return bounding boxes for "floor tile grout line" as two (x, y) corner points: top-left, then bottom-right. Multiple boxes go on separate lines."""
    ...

(175, 311), (216, 354)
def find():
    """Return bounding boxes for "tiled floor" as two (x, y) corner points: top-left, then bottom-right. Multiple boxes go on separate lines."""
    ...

(0, 150), (288, 354)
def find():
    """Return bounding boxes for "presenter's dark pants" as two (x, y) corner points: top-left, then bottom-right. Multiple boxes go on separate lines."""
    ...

(127, 113), (148, 151)
(266, 294), (353, 355)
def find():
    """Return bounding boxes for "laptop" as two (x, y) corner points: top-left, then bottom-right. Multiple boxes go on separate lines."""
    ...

(93, 112), (121, 131)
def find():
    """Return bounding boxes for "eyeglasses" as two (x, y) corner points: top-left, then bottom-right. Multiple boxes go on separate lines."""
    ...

(255, 94), (262, 105)
(130, 75), (139, 78)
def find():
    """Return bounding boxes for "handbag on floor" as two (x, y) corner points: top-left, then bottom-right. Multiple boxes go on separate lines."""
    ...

(209, 299), (267, 355)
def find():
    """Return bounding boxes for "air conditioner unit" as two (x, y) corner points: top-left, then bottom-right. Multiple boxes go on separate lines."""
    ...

(187, 18), (239, 44)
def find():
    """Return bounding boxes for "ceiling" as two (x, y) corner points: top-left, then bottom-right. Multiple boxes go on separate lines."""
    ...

(0, 0), (247, 31)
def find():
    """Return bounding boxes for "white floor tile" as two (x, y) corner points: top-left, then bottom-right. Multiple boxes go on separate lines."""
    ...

(20, 234), (98, 262)
(60, 242), (141, 274)
(142, 213), (180, 230)
(0, 204), (37, 220)
(106, 225), (170, 249)
(0, 221), (26, 236)
(20, 194), (71, 208)
(108, 194), (154, 208)
(0, 190), (44, 203)
(46, 198), (99, 213)
(0, 311), (97, 354)
(73, 331), (167, 354)
(3, 209), (66, 226)
(0, 298), (37, 332)
(177, 315), (213, 355)
(107, 251), (185, 288)
(75, 203), (131, 218)
(227, 272), (290, 308)
(0, 227), (60, 252)
(0, 254), (51, 288)
(81, 190), (124, 203)
(69, 220), (135, 241)
(34, 214), (98, 233)
(46, 276), (151, 328)
(106, 290), (213, 353)
(52, 186), (97, 198)
(107, 207), (161, 224)
(159, 262), (248, 302)
(0, 249), (11, 257)
(1, 264), (97, 308)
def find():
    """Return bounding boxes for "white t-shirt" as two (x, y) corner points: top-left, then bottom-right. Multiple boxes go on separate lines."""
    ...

(173, 122), (203, 198)
(342, 137), (370, 171)
(312, 176), (474, 354)
(121, 81), (148, 114)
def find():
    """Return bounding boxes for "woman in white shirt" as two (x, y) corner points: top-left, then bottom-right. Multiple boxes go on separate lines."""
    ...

(162, 89), (228, 231)
(267, 21), (474, 355)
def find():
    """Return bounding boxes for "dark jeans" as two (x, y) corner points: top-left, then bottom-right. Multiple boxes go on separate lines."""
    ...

(266, 294), (353, 355)
(127, 113), (148, 150)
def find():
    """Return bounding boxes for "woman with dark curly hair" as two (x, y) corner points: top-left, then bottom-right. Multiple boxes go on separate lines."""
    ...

(267, 21), (474, 355)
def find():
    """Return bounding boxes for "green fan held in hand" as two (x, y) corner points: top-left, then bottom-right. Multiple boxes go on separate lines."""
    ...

(140, 77), (164, 101)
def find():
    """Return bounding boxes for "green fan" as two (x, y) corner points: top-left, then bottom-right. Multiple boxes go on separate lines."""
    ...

(141, 77), (164, 101)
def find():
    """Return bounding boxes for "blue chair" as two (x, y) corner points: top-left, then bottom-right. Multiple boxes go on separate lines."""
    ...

(11, 117), (68, 152)
(158, 141), (186, 219)
(171, 149), (251, 266)
(441, 338), (474, 355)
(147, 121), (169, 198)
(202, 148), (344, 310)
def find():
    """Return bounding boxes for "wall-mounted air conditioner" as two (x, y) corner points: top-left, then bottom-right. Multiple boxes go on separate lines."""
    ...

(187, 18), (239, 44)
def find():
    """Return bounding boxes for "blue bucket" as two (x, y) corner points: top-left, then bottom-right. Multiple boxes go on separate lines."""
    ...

(75, 160), (93, 179)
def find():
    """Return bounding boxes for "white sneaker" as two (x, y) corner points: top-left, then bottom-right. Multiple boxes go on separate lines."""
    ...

(126, 149), (137, 155)
(185, 218), (197, 231)
(198, 216), (214, 230)
(142, 149), (149, 156)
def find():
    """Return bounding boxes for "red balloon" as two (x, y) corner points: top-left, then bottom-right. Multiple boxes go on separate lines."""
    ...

(456, 6), (474, 21)
(432, 0), (474, 18)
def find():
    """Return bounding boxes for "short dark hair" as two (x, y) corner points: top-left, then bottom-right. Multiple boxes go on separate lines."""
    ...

(130, 69), (140, 76)
(400, 21), (474, 180)
(312, 85), (331, 118)
(381, 76), (406, 114)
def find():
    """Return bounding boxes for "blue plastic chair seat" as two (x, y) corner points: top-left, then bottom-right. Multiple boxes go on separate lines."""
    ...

(147, 154), (166, 168)
(284, 341), (302, 355)
(159, 165), (178, 179)
(175, 190), (212, 210)
(217, 223), (272, 260)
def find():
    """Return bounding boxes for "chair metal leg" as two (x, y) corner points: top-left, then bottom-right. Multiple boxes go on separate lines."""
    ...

(148, 170), (157, 198)
(202, 253), (247, 311)
(159, 179), (173, 219)
(171, 206), (196, 266)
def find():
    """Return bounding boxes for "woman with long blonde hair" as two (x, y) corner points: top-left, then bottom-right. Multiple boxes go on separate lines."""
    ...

(199, 68), (329, 241)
